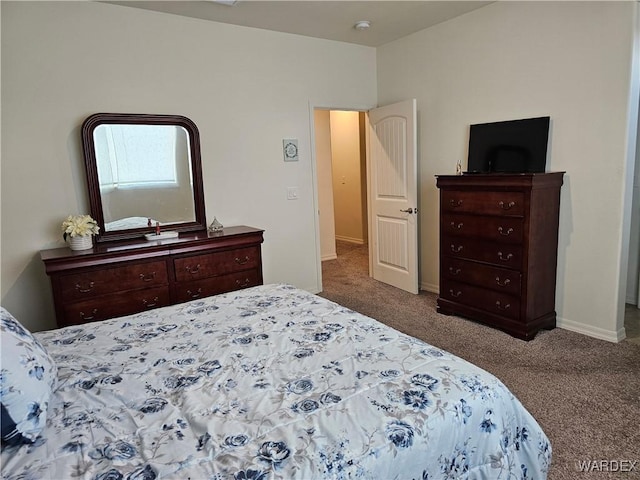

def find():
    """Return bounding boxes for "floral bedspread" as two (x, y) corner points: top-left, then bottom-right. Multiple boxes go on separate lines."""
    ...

(1, 284), (551, 480)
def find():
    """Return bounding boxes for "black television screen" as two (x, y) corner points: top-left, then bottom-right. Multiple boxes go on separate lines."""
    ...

(466, 116), (550, 173)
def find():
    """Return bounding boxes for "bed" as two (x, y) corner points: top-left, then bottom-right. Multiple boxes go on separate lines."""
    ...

(1, 284), (551, 479)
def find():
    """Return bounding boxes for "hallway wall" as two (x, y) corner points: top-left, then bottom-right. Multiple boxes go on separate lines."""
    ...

(315, 110), (338, 261)
(331, 111), (366, 244)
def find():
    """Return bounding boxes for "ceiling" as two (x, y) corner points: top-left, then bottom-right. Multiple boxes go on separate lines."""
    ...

(106, 1), (492, 47)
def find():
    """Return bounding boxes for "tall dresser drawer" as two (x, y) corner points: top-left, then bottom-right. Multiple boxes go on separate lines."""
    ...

(61, 286), (171, 326)
(441, 280), (520, 320)
(441, 190), (524, 216)
(441, 214), (523, 244)
(173, 246), (260, 282)
(173, 270), (261, 303)
(442, 236), (522, 269)
(441, 257), (521, 296)
(59, 260), (168, 302)
(436, 173), (564, 340)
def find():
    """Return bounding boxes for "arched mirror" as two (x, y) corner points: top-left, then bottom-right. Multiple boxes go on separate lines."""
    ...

(82, 113), (206, 242)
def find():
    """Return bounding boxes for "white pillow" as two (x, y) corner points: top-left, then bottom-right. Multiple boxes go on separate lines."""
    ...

(1, 307), (57, 449)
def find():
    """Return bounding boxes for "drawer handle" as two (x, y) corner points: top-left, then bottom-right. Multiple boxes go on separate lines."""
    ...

(236, 278), (251, 288)
(450, 244), (463, 253)
(139, 272), (156, 282)
(498, 227), (514, 236)
(75, 281), (95, 293)
(497, 252), (514, 262)
(450, 222), (463, 230)
(143, 297), (159, 308)
(495, 277), (511, 287)
(448, 267), (461, 276)
(449, 289), (462, 298)
(449, 199), (463, 208)
(80, 308), (98, 321)
(186, 264), (201, 274)
(187, 288), (202, 299)
(495, 301), (511, 311)
(498, 201), (516, 210)
(235, 256), (250, 265)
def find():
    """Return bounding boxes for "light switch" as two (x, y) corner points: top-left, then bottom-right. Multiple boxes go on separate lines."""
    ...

(287, 187), (299, 200)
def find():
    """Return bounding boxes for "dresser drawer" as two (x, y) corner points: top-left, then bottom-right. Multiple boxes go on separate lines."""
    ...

(173, 270), (261, 303)
(42, 226), (265, 327)
(441, 257), (521, 296)
(442, 236), (522, 269)
(436, 174), (564, 340)
(441, 214), (523, 244)
(441, 190), (524, 216)
(441, 280), (520, 320)
(61, 286), (171, 327)
(59, 260), (168, 302)
(173, 246), (260, 282)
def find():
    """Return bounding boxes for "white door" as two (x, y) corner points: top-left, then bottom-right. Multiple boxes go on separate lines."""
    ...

(368, 99), (418, 294)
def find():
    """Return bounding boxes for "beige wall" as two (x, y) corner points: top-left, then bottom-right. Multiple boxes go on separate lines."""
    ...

(626, 93), (640, 304)
(314, 110), (337, 261)
(377, 1), (639, 341)
(330, 111), (366, 244)
(1, 1), (376, 331)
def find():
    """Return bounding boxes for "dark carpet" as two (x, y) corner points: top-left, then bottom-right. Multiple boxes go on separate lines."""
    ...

(318, 242), (640, 480)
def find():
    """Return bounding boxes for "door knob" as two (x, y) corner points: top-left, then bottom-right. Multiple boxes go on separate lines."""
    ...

(400, 208), (416, 214)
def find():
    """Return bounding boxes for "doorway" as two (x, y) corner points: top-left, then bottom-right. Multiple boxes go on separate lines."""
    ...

(312, 100), (419, 294)
(623, 93), (640, 342)
(313, 109), (368, 269)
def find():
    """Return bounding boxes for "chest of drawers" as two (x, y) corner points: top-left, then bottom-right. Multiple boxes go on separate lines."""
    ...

(435, 173), (564, 340)
(41, 226), (264, 328)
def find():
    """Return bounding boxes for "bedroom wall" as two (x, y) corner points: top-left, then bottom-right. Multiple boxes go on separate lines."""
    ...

(0, 1), (377, 332)
(377, 1), (639, 341)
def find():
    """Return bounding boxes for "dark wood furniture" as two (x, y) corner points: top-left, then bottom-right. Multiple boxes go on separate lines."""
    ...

(81, 113), (207, 243)
(41, 226), (264, 328)
(435, 173), (564, 340)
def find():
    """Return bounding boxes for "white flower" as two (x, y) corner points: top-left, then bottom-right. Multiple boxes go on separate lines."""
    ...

(62, 214), (100, 240)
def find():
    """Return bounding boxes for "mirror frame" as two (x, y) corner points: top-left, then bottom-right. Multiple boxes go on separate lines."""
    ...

(81, 113), (207, 242)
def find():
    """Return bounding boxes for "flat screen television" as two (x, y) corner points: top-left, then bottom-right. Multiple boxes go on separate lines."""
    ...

(466, 116), (550, 173)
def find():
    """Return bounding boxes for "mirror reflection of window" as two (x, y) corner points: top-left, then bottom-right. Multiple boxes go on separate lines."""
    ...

(92, 124), (196, 231)
(95, 125), (181, 189)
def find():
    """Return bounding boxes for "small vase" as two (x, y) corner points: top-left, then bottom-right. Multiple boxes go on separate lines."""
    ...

(69, 235), (93, 251)
(208, 217), (224, 233)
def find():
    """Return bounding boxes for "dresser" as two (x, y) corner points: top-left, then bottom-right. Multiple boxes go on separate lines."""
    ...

(41, 226), (264, 328)
(435, 173), (564, 340)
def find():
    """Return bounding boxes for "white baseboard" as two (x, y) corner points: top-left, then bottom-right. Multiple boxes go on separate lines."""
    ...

(305, 284), (322, 295)
(321, 253), (338, 261)
(420, 281), (439, 294)
(422, 282), (625, 342)
(335, 235), (365, 245)
(556, 317), (626, 343)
